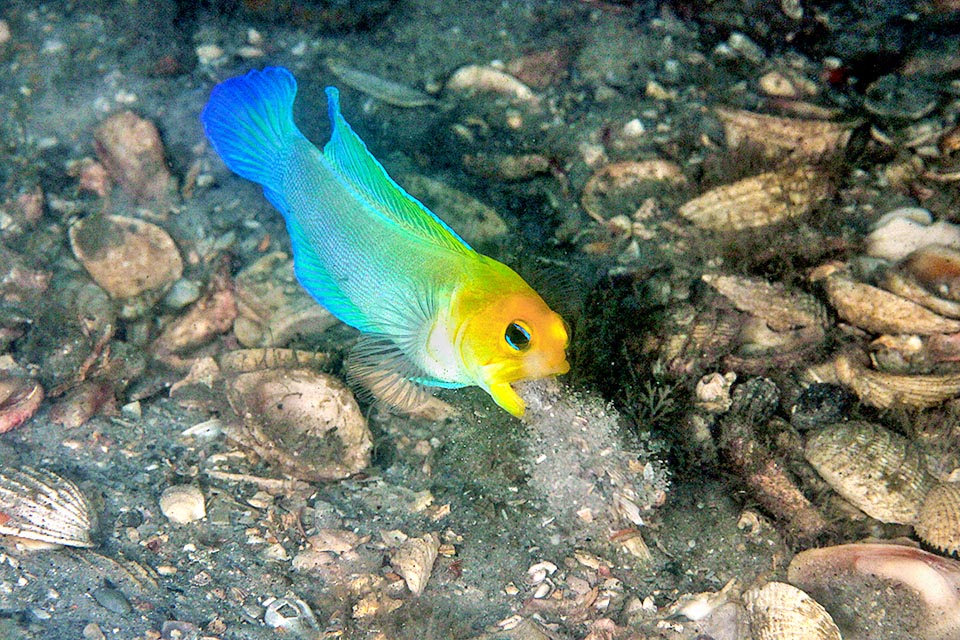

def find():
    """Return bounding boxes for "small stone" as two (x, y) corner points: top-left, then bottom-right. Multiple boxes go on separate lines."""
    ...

(159, 484), (206, 524)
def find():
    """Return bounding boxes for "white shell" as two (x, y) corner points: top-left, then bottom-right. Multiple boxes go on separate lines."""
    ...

(0, 466), (95, 548)
(159, 484), (206, 524)
(742, 581), (841, 640)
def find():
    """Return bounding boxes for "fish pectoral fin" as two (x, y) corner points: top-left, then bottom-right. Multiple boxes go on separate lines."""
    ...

(487, 382), (525, 418)
(347, 334), (434, 414)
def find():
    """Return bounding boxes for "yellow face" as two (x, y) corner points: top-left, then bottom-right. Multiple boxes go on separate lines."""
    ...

(454, 264), (570, 417)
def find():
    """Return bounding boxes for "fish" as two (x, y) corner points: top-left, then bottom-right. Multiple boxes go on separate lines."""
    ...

(200, 67), (569, 417)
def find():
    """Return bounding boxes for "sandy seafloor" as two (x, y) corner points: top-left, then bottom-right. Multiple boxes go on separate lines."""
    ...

(1, 0), (959, 638)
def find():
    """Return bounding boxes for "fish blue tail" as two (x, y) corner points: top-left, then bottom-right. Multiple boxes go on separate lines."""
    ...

(200, 67), (304, 207)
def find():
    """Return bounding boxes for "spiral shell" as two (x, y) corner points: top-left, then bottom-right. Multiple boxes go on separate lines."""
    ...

(742, 581), (841, 640)
(915, 482), (960, 556)
(804, 421), (935, 524)
(390, 532), (440, 596)
(0, 466), (95, 548)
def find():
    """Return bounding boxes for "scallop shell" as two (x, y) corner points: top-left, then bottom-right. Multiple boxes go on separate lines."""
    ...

(678, 165), (830, 231)
(915, 482), (960, 556)
(390, 532), (440, 596)
(715, 107), (855, 160)
(742, 581), (841, 640)
(159, 484), (206, 524)
(0, 466), (95, 548)
(821, 268), (960, 335)
(834, 351), (960, 410)
(804, 420), (935, 524)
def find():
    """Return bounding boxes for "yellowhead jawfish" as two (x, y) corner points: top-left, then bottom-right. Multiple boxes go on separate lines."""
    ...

(201, 67), (569, 416)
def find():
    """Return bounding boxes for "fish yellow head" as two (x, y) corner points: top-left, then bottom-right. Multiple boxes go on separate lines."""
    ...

(454, 257), (570, 417)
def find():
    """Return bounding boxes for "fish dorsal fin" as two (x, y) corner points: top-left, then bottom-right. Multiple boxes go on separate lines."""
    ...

(322, 87), (474, 254)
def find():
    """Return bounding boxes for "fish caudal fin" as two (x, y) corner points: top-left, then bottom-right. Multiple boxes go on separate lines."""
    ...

(200, 67), (304, 204)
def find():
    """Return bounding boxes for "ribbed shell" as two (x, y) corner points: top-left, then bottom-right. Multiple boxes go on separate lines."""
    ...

(742, 581), (841, 640)
(0, 466), (94, 548)
(804, 421), (935, 524)
(678, 165), (830, 231)
(916, 482), (960, 556)
(833, 352), (960, 410)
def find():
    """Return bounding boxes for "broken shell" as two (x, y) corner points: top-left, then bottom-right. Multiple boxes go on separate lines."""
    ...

(69, 214), (183, 317)
(866, 209), (960, 262)
(0, 466), (95, 548)
(152, 285), (237, 357)
(159, 485), (206, 524)
(742, 581), (841, 640)
(445, 65), (539, 107)
(819, 267), (960, 335)
(93, 110), (174, 204)
(650, 304), (740, 377)
(390, 532), (440, 596)
(715, 107), (854, 160)
(804, 420), (935, 524)
(788, 543), (960, 640)
(0, 376), (44, 434)
(833, 351), (960, 410)
(224, 368), (372, 482)
(581, 160), (686, 222)
(678, 165), (830, 231)
(915, 482), (960, 556)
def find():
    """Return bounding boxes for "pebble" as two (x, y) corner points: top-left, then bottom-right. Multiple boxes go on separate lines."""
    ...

(164, 279), (202, 310)
(159, 484), (206, 524)
(92, 584), (132, 614)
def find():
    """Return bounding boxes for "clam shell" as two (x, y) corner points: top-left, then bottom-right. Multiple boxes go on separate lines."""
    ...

(916, 482), (960, 556)
(678, 165), (830, 231)
(390, 532), (440, 596)
(445, 64), (538, 107)
(742, 581), (841, 640)
(225, 368), (372, 482)
(821, 268), (960, 335)
(804, 420), (935, 524)
(0, 466), (95, 548)
(715, 107), (855, 160)
(834, 351), (960, 410)
(788, 543), (960, 640)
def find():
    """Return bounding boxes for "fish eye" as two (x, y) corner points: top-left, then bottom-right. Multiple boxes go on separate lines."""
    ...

(505, 321), (531, 351)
